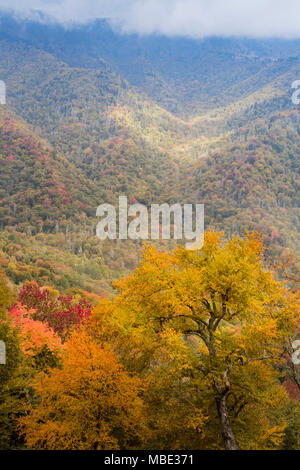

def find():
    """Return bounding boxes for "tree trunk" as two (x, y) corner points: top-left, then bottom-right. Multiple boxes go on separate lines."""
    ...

(215, 395), (240, 450)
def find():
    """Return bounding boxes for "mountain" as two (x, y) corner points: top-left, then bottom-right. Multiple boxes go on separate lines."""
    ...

(1, 15), (300, 115)
(0, 14), (299, 293)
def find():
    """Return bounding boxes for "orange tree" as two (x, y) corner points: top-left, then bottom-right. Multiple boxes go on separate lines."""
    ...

(19, 329), (149, 450)
(9, 303), (63, 371)
(0, 276), (63, 448)
(101, 231), (300, 450)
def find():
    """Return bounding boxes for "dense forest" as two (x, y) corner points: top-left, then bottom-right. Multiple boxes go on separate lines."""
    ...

(1, 233), (300, 450)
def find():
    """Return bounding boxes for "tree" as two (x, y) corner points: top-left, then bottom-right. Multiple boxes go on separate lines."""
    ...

(0, 270), (25, 448)
(9, 303), (63, 371)
(19, 281), (91, 338)
(0, 312), (32, 449)
(0, 268), (15, 314)
(111, 231), (300, 450)
(19, 329), (149, 450)
(0, 302), (62, 448)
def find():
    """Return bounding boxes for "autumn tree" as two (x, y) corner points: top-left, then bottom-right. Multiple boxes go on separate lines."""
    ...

(19, 281), (91, 338)
(0, 311), (32, 449)
(0, 268), (15, 314)
(0, 271), (26, 448)
(9, 303), (63, 371)
(0, 302), (63, 448)
(110, 232), (300, 450)
(19, 329), (149, 450)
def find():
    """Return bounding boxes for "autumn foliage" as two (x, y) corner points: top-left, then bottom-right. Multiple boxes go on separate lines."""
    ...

(19, 330), (148, 450)
(1, 232), (300, 450)
(19, 281), (91, 337)
(9, 303), (63, 362)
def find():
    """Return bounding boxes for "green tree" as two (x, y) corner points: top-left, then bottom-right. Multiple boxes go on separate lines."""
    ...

(0, 269), (15, 314)
(0, 313), (32, 449)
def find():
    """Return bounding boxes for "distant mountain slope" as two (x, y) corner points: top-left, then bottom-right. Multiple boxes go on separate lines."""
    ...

(0, 109), (99, 232)
(0, 39), (183, 205)
(172, 108), (300, 255)
(0, 109), (158, 294)
(0, 14), (299, 294)
(1, 15), (300, 115)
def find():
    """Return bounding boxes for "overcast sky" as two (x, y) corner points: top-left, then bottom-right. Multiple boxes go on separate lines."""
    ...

(2, 0), (300, 38)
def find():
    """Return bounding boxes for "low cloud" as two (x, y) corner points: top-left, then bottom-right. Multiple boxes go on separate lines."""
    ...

(1, 0), (300, 38)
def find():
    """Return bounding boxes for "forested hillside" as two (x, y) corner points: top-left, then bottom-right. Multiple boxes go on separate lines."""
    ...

(0, 16), (299, 294)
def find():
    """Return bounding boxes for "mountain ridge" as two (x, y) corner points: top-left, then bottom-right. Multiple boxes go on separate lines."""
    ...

(0, 14), (299, 294)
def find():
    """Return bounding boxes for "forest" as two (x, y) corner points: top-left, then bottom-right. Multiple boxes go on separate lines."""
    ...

(1, 232), (300, 450)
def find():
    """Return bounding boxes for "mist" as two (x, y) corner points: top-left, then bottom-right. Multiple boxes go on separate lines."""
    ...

(1, 0), (300, 38)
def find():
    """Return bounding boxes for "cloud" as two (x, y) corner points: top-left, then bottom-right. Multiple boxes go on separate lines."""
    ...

(1, 0), (300, 38)
(0, 0), (132, 23)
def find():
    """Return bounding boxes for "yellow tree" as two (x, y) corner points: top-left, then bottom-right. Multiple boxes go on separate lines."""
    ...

(19, 329), (149, 450)
(0, 269), (15, 315)
(112, 232), (300, 450)
(92, 300), (210, 449)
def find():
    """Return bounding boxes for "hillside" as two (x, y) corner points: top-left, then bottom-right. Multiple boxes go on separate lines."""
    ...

(0, 15), (299, 294)
(1, 15), (300, 115)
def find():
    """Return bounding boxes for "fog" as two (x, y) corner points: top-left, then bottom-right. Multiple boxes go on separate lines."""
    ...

(1, 0), (300, 38)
